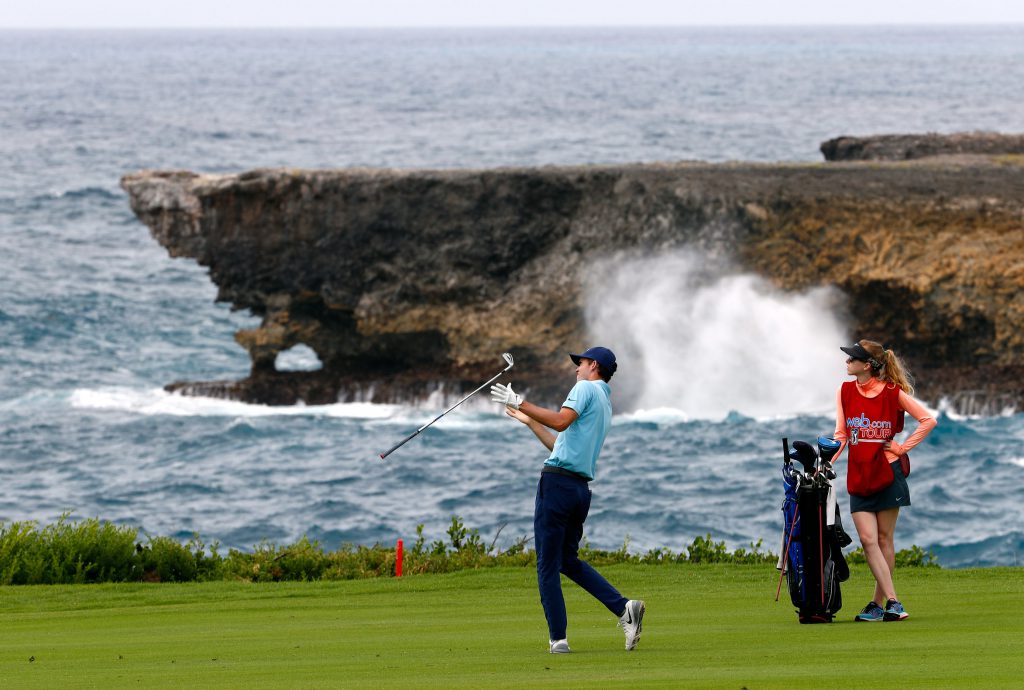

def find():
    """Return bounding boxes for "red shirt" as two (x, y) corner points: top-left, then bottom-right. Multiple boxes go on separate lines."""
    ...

(841, 380), (901, 495)
(833, 377), (938, 495)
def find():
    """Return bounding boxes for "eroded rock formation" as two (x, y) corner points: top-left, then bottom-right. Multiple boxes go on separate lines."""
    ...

(821, 132), (1024, 161)
(121, 152), (1024, 413)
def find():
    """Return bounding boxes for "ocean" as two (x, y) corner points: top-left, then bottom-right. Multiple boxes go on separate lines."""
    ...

(1, 26), (1022, 568)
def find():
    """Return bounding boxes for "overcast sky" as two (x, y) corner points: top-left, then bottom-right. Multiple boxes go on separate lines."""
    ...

(2, 1), (1022, 28)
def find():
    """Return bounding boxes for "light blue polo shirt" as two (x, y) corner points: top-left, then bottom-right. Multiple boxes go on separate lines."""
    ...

(544, 379), (612, 480)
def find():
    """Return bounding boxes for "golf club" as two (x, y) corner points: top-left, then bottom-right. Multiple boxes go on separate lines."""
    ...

(817, 435), (842, 465)
(379, 352), (514, 460)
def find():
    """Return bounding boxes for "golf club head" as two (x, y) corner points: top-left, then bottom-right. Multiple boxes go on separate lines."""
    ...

(790, 440), (818, 474)
(502, 352), (514, 369)
(820, 460), (837, 480)
(817, 435), (841, 464)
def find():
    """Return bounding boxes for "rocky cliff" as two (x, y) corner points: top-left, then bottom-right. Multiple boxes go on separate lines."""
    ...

(121, 155), (1024, 413)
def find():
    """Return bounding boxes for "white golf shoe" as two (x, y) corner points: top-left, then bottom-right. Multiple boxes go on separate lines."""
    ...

(548, 639), (571, 654)
(618, 599), (645, 651)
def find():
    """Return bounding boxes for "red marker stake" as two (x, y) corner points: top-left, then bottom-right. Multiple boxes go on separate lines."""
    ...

(396, 539), (404, 578)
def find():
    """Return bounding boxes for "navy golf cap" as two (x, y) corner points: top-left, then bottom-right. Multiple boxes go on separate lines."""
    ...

(569, 346), (617, 373)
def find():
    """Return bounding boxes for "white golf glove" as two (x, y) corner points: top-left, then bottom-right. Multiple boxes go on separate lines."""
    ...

(490, 382), (523, 409)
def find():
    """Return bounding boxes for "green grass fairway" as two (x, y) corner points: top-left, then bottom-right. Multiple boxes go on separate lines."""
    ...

(2, 564), (1022, 689)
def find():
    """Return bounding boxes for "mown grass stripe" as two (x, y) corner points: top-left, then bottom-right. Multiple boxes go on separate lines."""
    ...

(1, 564), (1021, 689)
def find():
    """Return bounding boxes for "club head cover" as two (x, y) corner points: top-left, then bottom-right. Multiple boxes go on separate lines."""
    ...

(790, 440), (819, 474)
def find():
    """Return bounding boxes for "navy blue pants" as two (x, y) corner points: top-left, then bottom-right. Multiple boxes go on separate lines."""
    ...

(534, 472), (628, 640)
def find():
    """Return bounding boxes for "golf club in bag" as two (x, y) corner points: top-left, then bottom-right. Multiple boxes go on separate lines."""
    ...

(379, 353), (515, 460)
(776, 436), (853, 623)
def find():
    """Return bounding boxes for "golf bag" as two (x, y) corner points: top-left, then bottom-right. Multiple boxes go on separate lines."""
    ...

(777, 437), (852, 623)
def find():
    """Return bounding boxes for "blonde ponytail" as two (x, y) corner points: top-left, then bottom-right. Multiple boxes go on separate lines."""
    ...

(860, 339), (915, 395)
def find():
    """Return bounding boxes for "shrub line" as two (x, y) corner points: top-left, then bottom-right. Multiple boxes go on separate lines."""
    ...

(0, 514), (938, 585)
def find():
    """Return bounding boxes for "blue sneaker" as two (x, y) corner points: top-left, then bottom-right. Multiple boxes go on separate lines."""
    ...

(883, 599), (909, 621)
(855, 601), (884, 622)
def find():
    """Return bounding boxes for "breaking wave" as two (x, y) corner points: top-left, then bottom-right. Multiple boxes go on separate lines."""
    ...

(585, 250), (848, 419)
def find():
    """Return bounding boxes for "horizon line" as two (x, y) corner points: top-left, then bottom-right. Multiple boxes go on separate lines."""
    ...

(2, 21), (1023, 30)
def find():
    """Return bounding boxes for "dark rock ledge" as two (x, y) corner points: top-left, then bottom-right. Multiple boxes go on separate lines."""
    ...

(121, 143), (1024, 413)
(821, 132), (1024, 162)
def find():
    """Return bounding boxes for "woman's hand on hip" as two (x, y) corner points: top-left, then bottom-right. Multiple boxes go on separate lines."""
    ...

(884, 440), (905, 454)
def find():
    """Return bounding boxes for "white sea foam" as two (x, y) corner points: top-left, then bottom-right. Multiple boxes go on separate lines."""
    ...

(66, 387), (521, 429)
(616, 405), (832, 426)
(66, 387), (820, 427)
(69, 387), (401, 419)
(617, 407), (691, 425)
(585, 250), (847, 420)
(936, 397), (1017, 420)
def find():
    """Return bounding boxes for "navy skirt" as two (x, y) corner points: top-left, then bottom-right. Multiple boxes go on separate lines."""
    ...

(850, 460), (911, 513)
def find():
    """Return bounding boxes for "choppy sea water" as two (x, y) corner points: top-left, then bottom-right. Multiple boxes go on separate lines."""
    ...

(1, 27), (1022, 567)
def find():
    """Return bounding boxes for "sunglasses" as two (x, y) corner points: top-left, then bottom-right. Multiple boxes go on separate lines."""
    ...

(845, 357), (867, 364)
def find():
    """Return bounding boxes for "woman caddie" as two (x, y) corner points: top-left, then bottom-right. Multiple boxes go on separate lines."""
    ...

(833, 339), (937, 622)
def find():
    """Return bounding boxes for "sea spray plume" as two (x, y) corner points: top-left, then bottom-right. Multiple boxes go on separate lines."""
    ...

(583, 250), (847, 418)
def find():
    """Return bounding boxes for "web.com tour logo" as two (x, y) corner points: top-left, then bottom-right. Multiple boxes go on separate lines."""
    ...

(847, 413), (893, 445)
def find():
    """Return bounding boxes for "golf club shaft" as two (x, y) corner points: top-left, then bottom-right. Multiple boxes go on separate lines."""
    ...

(379, 427), (427, 460)
(427, 368), (508, 427)
(775, 515), (798, 602)
(379, 360), (513, 459)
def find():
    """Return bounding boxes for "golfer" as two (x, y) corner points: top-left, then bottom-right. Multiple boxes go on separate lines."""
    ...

(833, 340), (936, 622)
(491, 346), (645, 654)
